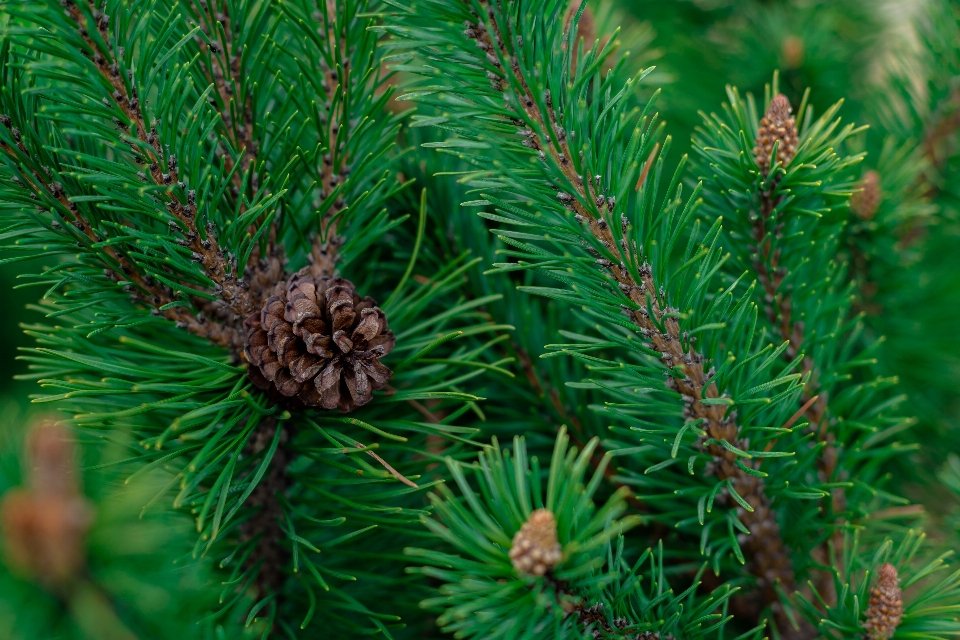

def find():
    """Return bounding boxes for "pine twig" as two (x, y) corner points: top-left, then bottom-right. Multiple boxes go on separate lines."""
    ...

(240, 419), (290, 609)
(0, 115), (238, 348)
(751, 95), (842, 612)
(65, 0), (254, 320)
(307, 0), (353, 279)
(188, 0), (258, 191)
(753, 184), (834, 471)
(465, 1), (798, 619)
(182, 0), (286, 321)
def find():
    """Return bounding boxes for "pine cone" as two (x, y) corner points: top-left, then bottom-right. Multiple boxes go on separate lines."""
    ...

(782, 36), (805, 69)
(1, 421), (93, 589)
(851, 170), (882, 220)
(509, 508), (563, 576)
(754, 94), (799, 176)
(243, 269), (395, 412)
(863, 563), (903, 640)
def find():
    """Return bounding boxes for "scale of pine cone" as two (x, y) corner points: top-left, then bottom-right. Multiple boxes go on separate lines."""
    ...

(243, 269), (395, 412)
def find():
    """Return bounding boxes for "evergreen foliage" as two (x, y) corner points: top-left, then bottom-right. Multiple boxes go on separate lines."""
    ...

(0, 0), (958, 638)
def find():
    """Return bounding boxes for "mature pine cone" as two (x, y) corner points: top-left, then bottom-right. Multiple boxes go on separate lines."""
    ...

(753, 93), (799, 176)
(243, 269), (395, 412)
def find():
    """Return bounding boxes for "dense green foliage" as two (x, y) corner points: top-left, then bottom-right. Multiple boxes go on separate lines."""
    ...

(0, 0), (958, 638)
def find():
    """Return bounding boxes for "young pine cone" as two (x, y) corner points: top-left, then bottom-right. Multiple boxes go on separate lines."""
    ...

(509, 508), (563, 576)
(863, 563), (903, 640)
(851, 170), (882, 220)
(243, 270), (395, 412)
(754, 94), (799, 176)
(1, 421), (94, 589)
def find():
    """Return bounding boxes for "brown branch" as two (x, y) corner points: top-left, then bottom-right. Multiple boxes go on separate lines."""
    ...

(751, 188), (829, 447)
(466, 4), (799, 626)
(66, 1), (254, 322)
(240, 419), (290, 618)
(306, 0), (353, 278)
(0, 115), (238, 348)
(183, 0), (285, 318)
(922, 87), (960, 178)
(752, 180), (843, 613)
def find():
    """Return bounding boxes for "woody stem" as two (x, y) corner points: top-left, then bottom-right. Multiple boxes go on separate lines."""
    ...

(468, 1), (799, 621)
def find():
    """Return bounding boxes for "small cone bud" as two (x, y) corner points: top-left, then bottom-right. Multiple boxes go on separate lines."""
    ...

(851, 170), (882, 220)
(782, 36), (805, 69)
(509, 509), (562, 576)
(863, 563), (903, 640)
(1, 420), (93, 588)
(753, 94), (799, 176)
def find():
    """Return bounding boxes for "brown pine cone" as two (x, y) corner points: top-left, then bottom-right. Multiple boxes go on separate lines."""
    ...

(243, 269), (395, 412)
(754, 93), (799, 176)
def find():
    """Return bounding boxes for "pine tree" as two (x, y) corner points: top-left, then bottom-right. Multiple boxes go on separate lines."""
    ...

(1, 0), (959, 639)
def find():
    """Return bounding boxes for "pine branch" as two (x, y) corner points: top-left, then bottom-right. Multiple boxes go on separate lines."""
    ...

(748, 93), (848, 607)
(752, 201), (842, 613)
(313, 0), (348, 254)
(282, 0), (392, 278)
(238, 418), (290, 603)
(409, 430), (739, 639)
(64, 0), (254, 320)
(179, 0), (286, 318)
(0, 111), (237, 348)
(451, 1), (798, 616)
(688, 74), (947, 637)
(185, 0), (259, 190)
(694, 84), (872, 631)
